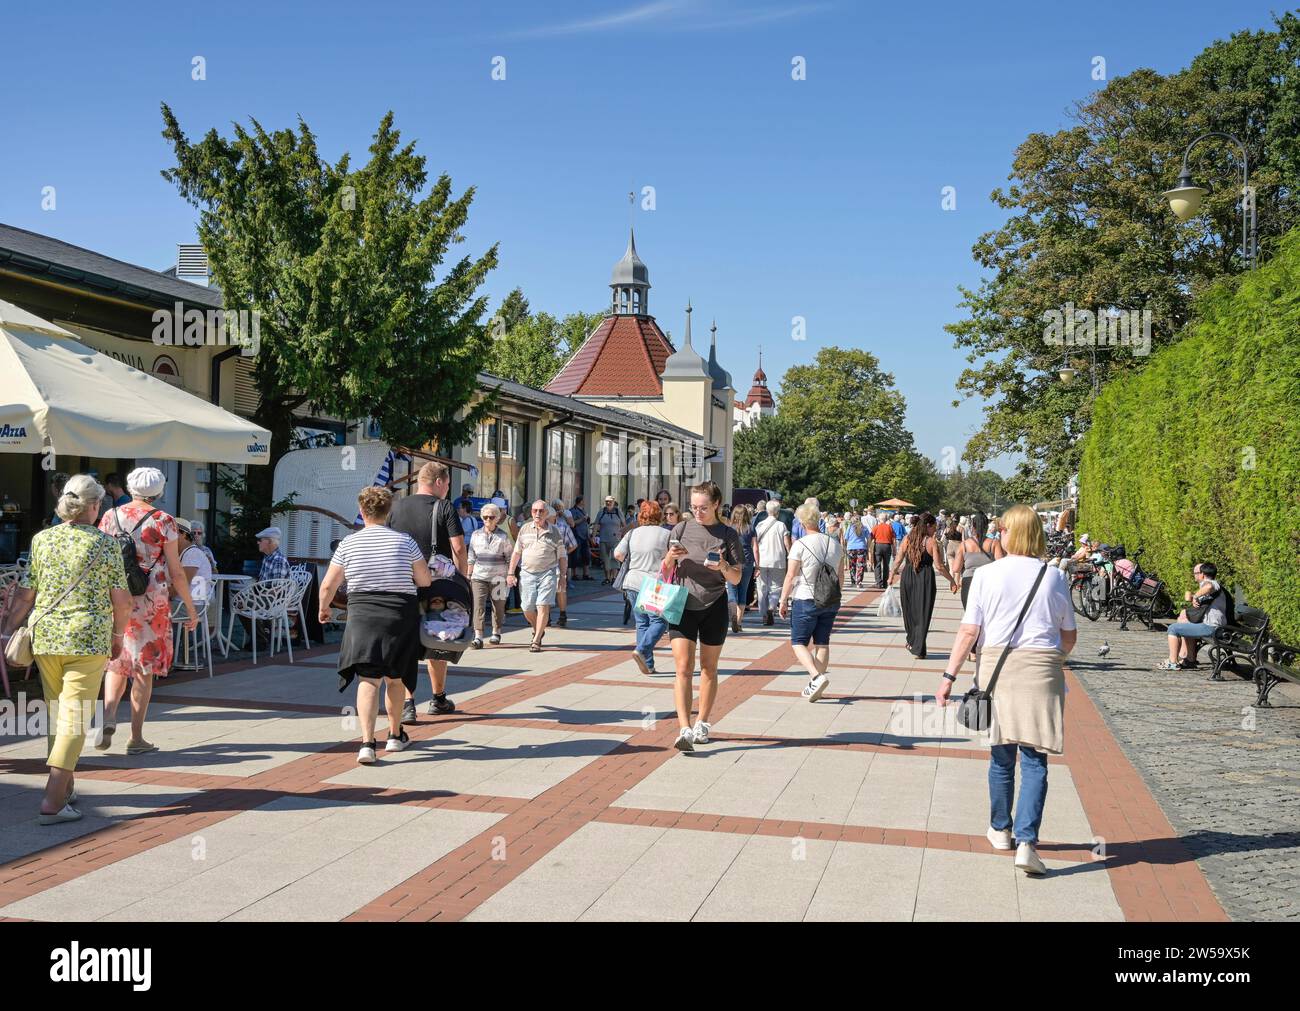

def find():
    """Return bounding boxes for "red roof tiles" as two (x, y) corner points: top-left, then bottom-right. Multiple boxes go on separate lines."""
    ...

(545, 314), (676, 397)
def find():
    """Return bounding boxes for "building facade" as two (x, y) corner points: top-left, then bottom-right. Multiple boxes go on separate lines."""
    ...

(545, 230), (736, 502)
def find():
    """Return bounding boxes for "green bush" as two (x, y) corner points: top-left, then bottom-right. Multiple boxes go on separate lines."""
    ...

(1079, 228), (1300, 641)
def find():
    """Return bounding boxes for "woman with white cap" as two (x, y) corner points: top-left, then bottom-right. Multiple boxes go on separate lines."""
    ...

(96, 467), (198, 755)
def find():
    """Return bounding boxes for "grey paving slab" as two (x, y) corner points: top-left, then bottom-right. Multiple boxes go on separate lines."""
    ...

(578, 826), (749, 921)
(803, 840), (926, 920)
(693, 832), (837, 921)
(466, 821), (667, 921)
(913, 847), (1020, 921)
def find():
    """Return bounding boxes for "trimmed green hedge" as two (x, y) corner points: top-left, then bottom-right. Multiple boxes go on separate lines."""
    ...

(1079, 228), (1300, 641)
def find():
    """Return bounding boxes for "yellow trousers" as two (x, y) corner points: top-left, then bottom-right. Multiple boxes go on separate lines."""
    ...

(35, 654), (108, 772)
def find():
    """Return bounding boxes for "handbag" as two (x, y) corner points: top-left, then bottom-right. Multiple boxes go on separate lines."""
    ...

(5, 540), (111, 667)
(634, 561), (689, 625)
(957, 562), (1049, 732)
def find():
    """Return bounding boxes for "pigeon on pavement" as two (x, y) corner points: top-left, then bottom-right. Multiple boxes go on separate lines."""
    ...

(1097, 641), (1111, 657)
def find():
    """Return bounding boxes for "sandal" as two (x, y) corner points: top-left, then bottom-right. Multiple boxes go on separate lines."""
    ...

(529, 640), (542, 653)
(126, 740), (159, 755)
(38, 804), (83, 825)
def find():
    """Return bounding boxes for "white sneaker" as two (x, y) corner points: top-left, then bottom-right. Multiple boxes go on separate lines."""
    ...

(357, 744), (377, 764)
(1014, 842), (1047, 876)
(385, 730), (410, 753)
(674, 727), (695, 753)
(986, 826), (1013, 851)
(802, 673), (830, 702)
(692, 720), (711, 745)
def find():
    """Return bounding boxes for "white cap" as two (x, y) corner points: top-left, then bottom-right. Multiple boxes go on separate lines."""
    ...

(126, 466), (166, 498)
(256, 526), (282, 540)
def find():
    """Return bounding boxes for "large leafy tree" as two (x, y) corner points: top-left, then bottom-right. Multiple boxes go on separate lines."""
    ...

(732, 413), (818, 502)
(160, 105), (498, 543)
(948, 14), (1300, 498)
(774, 347), (914, 509)
(485, 296), (602, 388)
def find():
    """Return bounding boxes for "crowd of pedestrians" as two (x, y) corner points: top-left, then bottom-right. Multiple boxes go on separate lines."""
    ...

(7, 471), (1090, 876)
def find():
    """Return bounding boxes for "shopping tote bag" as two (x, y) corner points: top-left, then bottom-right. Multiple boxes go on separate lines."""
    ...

(635, 563), (688, 624)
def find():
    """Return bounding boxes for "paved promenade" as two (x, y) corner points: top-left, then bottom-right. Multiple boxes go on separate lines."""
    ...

(0, 576), (1253, 921)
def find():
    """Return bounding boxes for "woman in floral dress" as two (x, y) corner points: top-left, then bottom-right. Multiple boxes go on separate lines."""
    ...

(96, 467), (197, 755)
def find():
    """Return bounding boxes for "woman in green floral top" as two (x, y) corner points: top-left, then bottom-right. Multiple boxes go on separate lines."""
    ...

(3, 474), (132, 824)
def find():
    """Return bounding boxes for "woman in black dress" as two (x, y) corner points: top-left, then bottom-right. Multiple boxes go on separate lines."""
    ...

(888, 511), (958, 658)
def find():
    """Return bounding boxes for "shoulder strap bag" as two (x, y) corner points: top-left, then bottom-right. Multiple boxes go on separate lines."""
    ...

(5, 538), (112, 667)
(957, 562), (1049, 732)
(429, 497), (456, 566)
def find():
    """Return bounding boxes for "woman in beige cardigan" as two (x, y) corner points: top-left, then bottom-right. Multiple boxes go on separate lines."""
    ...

(934, 504), (1077, 877)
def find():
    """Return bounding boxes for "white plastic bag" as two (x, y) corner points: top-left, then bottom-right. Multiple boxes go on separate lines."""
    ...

(877, 585), (902, 618)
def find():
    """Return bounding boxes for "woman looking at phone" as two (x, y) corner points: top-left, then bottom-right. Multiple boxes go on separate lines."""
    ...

(664, 480), (744, 753)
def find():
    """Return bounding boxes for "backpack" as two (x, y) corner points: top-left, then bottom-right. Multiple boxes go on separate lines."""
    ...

(111, 507), (160, 596)
(807, 535), (842, 610)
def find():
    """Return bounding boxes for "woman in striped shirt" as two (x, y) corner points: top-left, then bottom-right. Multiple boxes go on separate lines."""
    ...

(319, 487), (432, 765)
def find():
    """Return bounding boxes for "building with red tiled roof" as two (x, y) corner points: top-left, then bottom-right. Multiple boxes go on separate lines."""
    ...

(544, 229), (737, 501)
(734, 349), (777, 431)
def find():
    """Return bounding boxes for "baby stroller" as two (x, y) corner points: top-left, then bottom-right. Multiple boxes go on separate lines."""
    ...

(419, 571), (474, 665)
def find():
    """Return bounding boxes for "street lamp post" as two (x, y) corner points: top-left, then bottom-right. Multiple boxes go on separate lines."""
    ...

(1162, 131), (1257, 270)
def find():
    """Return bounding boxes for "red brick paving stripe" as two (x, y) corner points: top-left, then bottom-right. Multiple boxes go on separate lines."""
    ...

(1059, 665), (1228, 922)
(587, 807), (1095, 860)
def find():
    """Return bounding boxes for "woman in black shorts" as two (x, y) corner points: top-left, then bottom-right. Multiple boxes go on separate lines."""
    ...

(664, 480), (744, 753)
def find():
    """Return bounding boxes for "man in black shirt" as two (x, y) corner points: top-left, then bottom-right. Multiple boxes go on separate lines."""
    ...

(388, 461), (467, 721)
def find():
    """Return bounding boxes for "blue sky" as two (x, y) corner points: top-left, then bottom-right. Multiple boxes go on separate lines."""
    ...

(0, 0), (1283, 474)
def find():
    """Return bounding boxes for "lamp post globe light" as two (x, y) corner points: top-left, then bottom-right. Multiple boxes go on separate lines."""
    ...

(1162, 131), (1257, 270)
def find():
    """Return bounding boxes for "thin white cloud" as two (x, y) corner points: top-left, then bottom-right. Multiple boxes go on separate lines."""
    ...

(511, 1), (690, 38)
(509, 0), (829, 39)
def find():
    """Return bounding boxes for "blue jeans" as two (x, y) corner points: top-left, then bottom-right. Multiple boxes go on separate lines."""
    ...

(635, 609), (667, 670)
(726, 564), (755, 606)
(989, 744), (1049, 845)
(1167, 621), (1216, 640)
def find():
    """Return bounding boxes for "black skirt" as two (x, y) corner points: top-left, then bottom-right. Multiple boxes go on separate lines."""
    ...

(336, 591), (421, 693)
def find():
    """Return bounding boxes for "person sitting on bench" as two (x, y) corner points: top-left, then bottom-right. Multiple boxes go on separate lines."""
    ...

(1157, 562), (1229, 671)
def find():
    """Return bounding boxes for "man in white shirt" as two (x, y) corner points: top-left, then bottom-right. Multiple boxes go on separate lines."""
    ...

(754, 500), (791, 626)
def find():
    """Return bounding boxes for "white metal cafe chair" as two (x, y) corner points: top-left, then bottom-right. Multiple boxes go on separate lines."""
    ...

(226, 578), (297, 665)
(170, 595), (214, 678)
(288, 564), (314, 649)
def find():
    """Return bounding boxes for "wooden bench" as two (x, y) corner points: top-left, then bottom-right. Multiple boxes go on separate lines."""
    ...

(1253, 636), (1299, 708)
(1205, 609), (1270, 682)
(1116, 575), (1166, 631)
